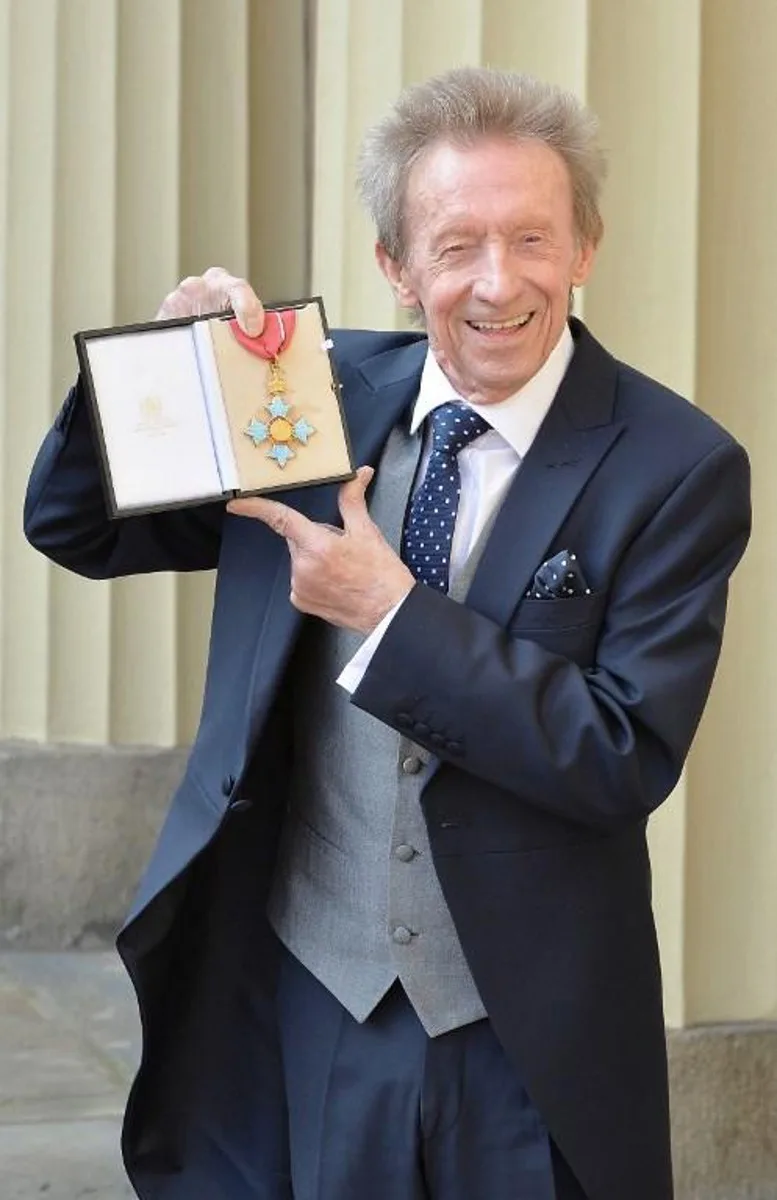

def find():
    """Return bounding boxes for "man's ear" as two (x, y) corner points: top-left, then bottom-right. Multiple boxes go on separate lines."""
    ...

(571, 237), (598, 288)
(375, 243), (419, 309)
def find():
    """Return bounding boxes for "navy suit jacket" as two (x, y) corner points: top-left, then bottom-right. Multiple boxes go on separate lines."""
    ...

(24, 320), (751, 1200)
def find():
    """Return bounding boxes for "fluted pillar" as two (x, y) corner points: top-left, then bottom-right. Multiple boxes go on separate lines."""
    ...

(312, 0), (404, 328)
(584, 0), (703, 1027)
(685, 0), (777, 1025)
(2, 0), (64, 740)
(0, 0), (309, 747)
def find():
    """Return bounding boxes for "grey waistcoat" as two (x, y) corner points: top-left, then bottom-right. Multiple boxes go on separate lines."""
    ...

(267, 419), (494, 1037)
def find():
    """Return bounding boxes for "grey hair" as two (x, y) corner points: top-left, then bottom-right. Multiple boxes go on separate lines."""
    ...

(356, 66), (607, 262)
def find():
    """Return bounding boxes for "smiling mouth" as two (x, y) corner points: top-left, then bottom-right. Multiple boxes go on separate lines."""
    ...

(466, 312), (535, 333)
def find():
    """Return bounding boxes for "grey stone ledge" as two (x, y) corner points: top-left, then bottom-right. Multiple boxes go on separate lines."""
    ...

(0, 740), (186, 950)
(669, 1023), (777, 1199)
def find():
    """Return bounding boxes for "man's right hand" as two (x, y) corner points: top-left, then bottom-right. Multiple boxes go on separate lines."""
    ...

(154, 265), (265, 337)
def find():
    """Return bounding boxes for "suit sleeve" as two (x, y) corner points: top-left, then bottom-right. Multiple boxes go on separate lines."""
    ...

(24, 380), (225, 578)
(352, 439), (751, 833)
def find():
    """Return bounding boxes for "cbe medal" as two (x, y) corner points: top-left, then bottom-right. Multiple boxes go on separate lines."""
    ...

(229, 310), (316, 468)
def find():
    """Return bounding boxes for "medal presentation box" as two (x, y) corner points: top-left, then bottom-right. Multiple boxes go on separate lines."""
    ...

(74, 297), (354, 518)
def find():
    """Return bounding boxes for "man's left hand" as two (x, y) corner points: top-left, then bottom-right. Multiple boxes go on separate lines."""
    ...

(226, 468), (415, 634)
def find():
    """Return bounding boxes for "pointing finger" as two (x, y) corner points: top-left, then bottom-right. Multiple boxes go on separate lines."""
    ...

(338, 466), (375, 529)
(227, 496), (314, 544)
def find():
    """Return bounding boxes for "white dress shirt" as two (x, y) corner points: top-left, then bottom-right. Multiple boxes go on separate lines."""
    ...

(337, 325), (575, 692)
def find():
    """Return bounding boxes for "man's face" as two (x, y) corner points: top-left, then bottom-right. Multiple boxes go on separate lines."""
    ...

(377, 136), (597, 405)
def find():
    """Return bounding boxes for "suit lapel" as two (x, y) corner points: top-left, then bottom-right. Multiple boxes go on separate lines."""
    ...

(465, 322), (625, 626)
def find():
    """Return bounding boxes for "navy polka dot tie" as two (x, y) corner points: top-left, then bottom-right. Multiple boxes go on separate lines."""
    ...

(402, 402), (491, 593)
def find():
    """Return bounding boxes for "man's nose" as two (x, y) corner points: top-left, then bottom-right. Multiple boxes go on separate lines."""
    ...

(471, 244), (520, 305)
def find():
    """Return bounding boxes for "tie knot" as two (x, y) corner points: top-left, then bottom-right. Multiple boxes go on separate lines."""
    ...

(429, 402), (490, 457)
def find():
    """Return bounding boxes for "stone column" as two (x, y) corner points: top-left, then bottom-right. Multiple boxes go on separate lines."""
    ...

(686, 0), (777, 1027)
(0, 0), (309, 747)
(584, 0), (703, 1030)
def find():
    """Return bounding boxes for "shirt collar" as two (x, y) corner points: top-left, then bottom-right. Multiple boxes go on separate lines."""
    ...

(410, 324), (574, 458)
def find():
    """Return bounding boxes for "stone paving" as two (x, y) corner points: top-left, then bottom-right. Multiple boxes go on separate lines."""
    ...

(0, 952), (138, 1199)
(2, 951), (775, 1199)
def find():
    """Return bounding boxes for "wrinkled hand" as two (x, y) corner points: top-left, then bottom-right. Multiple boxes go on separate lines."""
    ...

(227, 468), (415, 634)
(154, 265), (265, 335)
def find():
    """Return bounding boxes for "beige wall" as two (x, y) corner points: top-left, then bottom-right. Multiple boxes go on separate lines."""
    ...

(0, 0), (774, 1029)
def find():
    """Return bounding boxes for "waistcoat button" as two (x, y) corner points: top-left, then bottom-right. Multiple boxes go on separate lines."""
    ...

(394, 843), (417, 862)
(392, 925), (413, 945)
(401, 755), (422, 775)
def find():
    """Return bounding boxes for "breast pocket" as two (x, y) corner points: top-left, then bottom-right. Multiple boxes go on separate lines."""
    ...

(506, 590), (607, 665)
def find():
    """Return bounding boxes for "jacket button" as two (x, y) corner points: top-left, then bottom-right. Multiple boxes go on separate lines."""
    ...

(430, 732), (446, 747)
(229, 797), (252, 813)
(396, 712), (412, 728)
(401, 756), (422, 775)
(394, 843), (417, 862)
(414, 722), (430, 737)
(221, 774), (236, 796)
(445, 740), (463, 755)
(392, 925), (413, 945)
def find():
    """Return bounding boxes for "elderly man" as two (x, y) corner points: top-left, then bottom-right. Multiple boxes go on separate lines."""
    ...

(25, 68), (750, 1200)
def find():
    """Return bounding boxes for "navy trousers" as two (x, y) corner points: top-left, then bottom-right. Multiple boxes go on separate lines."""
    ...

(276, 948), (588, 1199)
